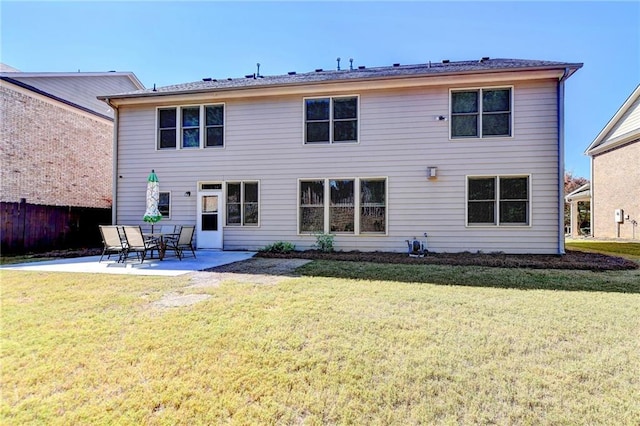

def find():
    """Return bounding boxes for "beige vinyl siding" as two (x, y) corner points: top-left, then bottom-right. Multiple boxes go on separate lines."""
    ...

(116, 79), (560, 253)
(607, 95), (640, 141)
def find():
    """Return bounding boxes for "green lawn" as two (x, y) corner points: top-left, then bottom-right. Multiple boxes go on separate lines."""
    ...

(2, 251), (640, 424)
(566, 240), (640, 260)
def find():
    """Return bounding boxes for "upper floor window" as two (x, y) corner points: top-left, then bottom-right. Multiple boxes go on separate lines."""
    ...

(467, 175), (529, 226)
(451, 88), (512, 138)
(157, 104), (224, 150)
(305, 96), (358, 144)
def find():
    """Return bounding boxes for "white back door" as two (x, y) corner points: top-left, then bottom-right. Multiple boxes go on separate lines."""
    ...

(196, 189), (223, 249)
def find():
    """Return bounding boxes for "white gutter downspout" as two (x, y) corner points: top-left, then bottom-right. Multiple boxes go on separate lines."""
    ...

(105, 98), (119, 225)
(557, 68), (571, 254)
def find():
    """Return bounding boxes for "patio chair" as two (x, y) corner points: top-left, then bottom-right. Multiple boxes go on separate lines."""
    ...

(160, 225), (177, 235)
(99, 225), (127, 263)
(122, 226), (161, 263)
(165, 225), (196, 260)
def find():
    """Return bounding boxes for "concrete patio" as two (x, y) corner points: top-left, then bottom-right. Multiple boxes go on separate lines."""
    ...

(0, 250), (256, 276)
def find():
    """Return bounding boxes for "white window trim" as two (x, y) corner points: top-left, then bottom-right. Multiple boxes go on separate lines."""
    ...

(449, 86), (514, 140)
(302, 95), (360, 145)
(465, 174), (532, 228)
(159, 191), (172, 220)
(297, 177), (388, 235)
(224, 180), (260, 227)
(155, 103), (226, 150)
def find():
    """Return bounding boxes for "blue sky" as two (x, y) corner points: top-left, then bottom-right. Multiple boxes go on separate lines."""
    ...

(2, 1), (638, 179)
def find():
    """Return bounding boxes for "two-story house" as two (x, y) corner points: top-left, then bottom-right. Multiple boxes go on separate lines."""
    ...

(1, 65), (144, 208)
(99, 58), (581, 254)
(1, 64), (144, 252)
(585, 84), (639, 240)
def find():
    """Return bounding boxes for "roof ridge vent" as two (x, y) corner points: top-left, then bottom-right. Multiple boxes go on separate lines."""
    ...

(393, 63), (400, 67)
(315, 68), (323, 72)
(480, 56), (490, 62)
(288, 71), (296, 75)
(358, 65), (365, 70)
(442, 59), (450, 64)
(202, 78), (212, 82)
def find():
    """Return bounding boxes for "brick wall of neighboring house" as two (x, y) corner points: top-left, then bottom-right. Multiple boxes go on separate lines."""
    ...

(1, 85), (113, 208)
(592, 140), (640, 239)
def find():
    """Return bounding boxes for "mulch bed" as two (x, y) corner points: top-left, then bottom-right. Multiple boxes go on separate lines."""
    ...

(4, 248), (637, 272)
(257, 250), (638, 271)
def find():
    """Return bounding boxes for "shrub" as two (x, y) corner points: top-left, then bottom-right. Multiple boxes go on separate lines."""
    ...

(260, 241), (296, 254)
(314, 233), (335, 253)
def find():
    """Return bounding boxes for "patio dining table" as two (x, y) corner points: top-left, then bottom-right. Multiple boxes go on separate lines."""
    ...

(144, 232), (179, 260)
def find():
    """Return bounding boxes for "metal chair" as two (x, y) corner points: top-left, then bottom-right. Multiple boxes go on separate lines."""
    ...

(98, 225), (127, 262)
(165, 225), (196, 260)
(122, 226), (161, 263)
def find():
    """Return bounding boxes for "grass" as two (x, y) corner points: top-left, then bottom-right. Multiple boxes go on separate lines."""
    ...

(566, 240), (640, 260)
(2, 252), (640, 424)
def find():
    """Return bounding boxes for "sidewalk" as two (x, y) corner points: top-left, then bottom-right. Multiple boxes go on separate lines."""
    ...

(0, 250), (256, 276)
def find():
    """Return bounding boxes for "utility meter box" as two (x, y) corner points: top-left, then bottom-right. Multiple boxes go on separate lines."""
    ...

(615, 209), (624, 223)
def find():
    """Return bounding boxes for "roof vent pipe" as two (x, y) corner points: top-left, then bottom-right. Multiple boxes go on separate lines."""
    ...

(349, 58), (354, 70)
(337, 57), (341, 71)
(256, 63), (261, 78)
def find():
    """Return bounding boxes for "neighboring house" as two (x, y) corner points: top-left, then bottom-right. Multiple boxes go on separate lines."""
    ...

(585, 84), (640, 240)
(100, 58), (581, 254)
(565, 183), (590, 237)
(0, 65), (144, 208)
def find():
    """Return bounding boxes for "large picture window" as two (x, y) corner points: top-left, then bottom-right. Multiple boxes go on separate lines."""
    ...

(299, 178), (386, 234)
(451, 88), (512, 138)
(305, 96), (358, 144)
(157, 104), (224, 149)
(226, 181), (259, 226)
(467, 176), (529, 226)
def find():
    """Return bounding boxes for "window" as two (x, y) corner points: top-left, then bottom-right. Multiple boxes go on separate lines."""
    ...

(158, 192), (171, 218)
(182, 107), (200, 148)
(299, 178), (386, 234)
(467, 176), (529, 226)
(305, 96), (358, 144)
(226, 181), (259, 226)
(330, 180), (355, 233)
(157, 104), (224, 149)
(300, 180), (325, 232)
(360, 179), (386, 233)
(451, 88), (511, 138)
(158, 108), (177, 149)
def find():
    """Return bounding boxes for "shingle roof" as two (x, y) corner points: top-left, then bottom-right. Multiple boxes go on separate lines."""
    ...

(101, 58), (582, 100)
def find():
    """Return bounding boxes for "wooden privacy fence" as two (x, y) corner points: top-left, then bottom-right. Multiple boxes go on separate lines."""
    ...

(1, 200), (111, 254)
